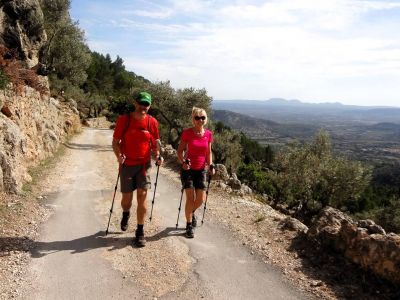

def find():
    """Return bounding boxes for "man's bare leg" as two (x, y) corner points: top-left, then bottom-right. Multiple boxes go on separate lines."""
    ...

(121, 192), (133, 231)
(134, 188), (148, 247)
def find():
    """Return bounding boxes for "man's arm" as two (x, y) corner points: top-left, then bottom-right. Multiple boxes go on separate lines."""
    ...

(112, 138), (125, 164)
(151, 119), (163, 165)
(152, 139), (161, 158)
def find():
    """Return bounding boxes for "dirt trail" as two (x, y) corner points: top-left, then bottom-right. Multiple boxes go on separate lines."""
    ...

(15, 128), (311, 299)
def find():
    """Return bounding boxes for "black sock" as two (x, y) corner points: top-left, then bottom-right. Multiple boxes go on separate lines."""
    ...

(186, 222), (192, 228)
(123, 211), (130, 217)
(137, 224), (144, 233)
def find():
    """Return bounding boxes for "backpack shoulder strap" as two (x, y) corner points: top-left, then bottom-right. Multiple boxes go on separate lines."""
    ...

(147, 114), (152, 131)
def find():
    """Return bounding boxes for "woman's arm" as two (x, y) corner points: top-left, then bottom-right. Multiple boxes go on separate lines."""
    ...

(177, 140), (188, 164)
(206, 142), (215, 175)
(206, 142), (213, 166)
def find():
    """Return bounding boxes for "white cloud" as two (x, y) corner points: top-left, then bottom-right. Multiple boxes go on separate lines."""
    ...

(132, 9), (173, 19)
(73, 0), (400, 106)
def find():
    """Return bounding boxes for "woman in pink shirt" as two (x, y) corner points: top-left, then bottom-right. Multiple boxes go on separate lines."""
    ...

(177, 107), (216, 238)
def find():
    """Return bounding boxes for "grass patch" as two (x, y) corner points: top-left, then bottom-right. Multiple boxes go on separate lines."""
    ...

(254, 214), (266, 223)
(22, 143), (67, 194)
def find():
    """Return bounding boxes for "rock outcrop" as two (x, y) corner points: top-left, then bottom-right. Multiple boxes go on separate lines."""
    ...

(0, 0), (81, 193)
(307, 207), (400, 285)
(0, 0), (46, 68)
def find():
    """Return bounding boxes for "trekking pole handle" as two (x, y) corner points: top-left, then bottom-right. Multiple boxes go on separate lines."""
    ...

(155, 155), (163, 166)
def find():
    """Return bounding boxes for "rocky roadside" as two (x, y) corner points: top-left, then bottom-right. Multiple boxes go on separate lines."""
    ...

(0, 190), (52, 299)
(158, 165), (398, 300)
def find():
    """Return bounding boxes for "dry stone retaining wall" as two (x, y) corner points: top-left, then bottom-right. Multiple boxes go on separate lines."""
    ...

(0, 85), (80, 193)
(307, 207), (400, 285)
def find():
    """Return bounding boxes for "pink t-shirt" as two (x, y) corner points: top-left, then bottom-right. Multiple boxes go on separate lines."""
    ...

(181, 128), (213, 170)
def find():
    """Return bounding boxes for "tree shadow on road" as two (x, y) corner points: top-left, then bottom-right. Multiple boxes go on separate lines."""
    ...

(63, 142), (112, 152)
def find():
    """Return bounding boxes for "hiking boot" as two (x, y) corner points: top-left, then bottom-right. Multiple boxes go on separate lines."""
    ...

(120, 212), (130, 231)
(133, 230), (146, 247)
(185, 225), (194, 239)
(192, 214), (197, 228)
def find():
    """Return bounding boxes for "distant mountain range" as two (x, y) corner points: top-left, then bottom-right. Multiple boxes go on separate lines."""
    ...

(212, 99), (400, 124)
(212, 108), (400, 163)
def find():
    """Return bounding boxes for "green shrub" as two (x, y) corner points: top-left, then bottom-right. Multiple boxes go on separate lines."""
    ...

(0, 69), (9, 89)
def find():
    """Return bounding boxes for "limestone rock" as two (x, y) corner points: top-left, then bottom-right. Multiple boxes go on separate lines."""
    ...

(213, 164), (229, 181)
(307, 206), (400, 285)
(0, 0), (47, 67)
(279, 217), (308, 234)
(228, 173), (241, 190)
(0, 86), (81, 193)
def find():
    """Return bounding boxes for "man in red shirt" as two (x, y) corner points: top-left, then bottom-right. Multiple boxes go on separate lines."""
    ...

(112, 91), (163, 247)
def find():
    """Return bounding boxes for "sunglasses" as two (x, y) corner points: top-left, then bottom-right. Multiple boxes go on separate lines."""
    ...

(194, 116), (206, 121)
(137, 101), (150, 107)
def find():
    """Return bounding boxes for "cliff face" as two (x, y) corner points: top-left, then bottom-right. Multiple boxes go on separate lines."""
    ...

(0, 0), (46, 68)
(0, 0), (81, 193)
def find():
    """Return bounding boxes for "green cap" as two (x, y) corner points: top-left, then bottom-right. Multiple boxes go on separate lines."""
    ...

(137, 91), (152, 105)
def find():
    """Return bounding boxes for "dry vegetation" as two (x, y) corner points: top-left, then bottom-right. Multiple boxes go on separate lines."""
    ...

(0, 45), (48, 95)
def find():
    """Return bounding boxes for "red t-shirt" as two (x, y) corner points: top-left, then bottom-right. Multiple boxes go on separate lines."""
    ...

(113, 114), (159, 165)
(181, 128), (213, 170)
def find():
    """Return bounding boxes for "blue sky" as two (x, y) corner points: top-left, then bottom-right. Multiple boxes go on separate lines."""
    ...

(70, 0), (400, 107)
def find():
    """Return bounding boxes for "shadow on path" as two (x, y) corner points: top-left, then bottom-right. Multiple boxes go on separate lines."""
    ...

(63, 142), (112, 152)
(0, 231), (134, 258)
(146, 227), (185, 242)
(0, 228), (188, 259)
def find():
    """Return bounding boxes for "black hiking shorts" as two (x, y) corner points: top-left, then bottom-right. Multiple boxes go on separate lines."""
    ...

(181, 169), (207, 190)
(120, 162), (151, 193)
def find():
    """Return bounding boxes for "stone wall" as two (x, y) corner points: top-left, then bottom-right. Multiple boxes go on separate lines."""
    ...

(307, 207), (400, 285)
(0, 85), (80, 193)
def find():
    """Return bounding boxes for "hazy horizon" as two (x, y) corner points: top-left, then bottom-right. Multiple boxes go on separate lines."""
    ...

(213, 98), (400, 108)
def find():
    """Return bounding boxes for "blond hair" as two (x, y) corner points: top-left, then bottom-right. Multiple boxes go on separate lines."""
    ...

(191, 107), (208, 126)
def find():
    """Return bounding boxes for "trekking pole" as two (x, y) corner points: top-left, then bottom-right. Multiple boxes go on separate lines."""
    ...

(176, 187), (184, 229)
(176, 159), (190, 228)
(105, 159), (124, 235)
(201, 173), (212, 225)
(149, 158), (161, 222)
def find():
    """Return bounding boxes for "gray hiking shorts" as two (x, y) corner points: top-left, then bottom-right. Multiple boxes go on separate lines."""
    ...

(120, 162), (151, 193)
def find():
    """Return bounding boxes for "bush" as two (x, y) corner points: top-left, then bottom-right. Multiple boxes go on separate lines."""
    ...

(0, 69), (9, 89)
(237, 163), (278, 197)
(256, 131), (372, 218)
